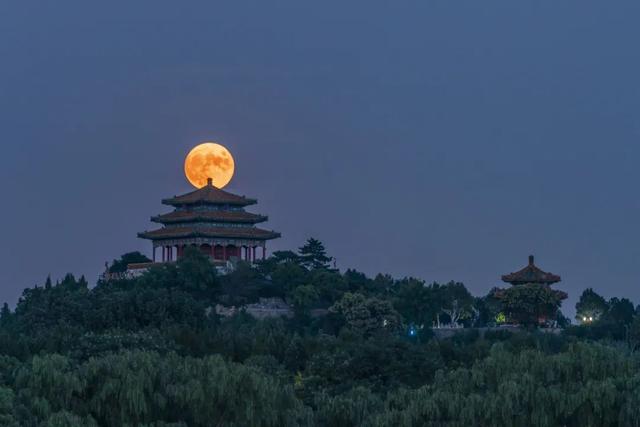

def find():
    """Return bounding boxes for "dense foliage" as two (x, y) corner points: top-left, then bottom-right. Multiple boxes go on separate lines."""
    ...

(1, 240), (639, 426)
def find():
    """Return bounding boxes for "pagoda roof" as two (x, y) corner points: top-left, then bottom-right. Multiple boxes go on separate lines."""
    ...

(501, 255), (561, 285)
(162, 180), (257, 207)
(151, 210), (267, 225)
(138, 226), (281, 241)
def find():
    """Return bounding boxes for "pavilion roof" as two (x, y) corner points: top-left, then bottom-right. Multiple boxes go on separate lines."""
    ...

(151, 210), (267, 225)
(162, 180), (257, 207)
(501, 255), (561, 285)
(138, 226), (281, 241)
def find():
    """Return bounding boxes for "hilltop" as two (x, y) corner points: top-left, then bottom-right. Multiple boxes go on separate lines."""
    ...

(0, 239), (639, 426)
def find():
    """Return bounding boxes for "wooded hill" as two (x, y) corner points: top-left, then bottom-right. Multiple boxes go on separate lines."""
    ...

(1, 239), (639, 426)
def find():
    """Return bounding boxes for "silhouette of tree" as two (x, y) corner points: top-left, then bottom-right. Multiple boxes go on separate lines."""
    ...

(298, 238), (333, 270)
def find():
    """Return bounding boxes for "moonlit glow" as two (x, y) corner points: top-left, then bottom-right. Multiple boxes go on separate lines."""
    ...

(184, 142), (235, 189)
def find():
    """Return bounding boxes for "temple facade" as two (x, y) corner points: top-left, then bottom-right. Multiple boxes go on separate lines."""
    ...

(138, 178), (280, 265)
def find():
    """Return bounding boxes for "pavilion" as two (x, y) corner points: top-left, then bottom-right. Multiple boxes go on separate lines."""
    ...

(138, 178), (280, 265)
(499, 255), (567, 326)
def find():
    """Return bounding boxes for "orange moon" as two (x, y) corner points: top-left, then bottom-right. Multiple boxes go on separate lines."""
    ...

(184, 142), (235, 189)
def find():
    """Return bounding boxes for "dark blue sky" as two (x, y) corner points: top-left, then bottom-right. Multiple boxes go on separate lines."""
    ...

(1, 1), (639, 316)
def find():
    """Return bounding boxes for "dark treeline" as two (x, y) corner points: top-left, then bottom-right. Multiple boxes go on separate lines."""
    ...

(1, 239), (640, 426)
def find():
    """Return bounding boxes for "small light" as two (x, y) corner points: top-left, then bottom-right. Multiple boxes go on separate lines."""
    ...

(583, 317), (587, 322)
(589, 317), (593, 321)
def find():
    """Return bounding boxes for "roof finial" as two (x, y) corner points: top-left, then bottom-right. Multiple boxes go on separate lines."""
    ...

(529, 255), (534, 266)
(207, 178), (213, 186)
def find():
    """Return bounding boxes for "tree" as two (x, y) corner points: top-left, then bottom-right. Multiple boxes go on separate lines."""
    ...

(270, 261), (308, 294)
(329, 293), (401, 337)
(176, 246), (218, 294)
(257, 251), (301, 281)
(290, 285), (319, 317)
(284, 334), (307, 372)
(393, 278), (436, 328)
(438, 281), (475, 327)
(220, 261), (267, 305)
(109, 252), (151, 273)
(575, 288), (608, 323)
(604, 297), (635, 326)
(314, 387), (382, 427)
(298, 238), (333, 270)
(270, 250), (300, 264)
(12, 351), (312, 426)
(498, 283), (567, 327)
(628, 316), (640, 352)
(0, 304), (11, 328)
(343, 269), (373, 294)
(475, 288), (504, 327)
(308, 269), (347, 306)
(0, 387), (16, 426)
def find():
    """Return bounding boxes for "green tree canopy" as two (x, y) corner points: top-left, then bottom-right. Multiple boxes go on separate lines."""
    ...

(438, 281), (475, 326)
(603, 297), (635, 326)
(498, 283), (567, 327)
(330, 293), (401, 337)
(298, 238), (333, 270)
(108, 252), (151, 273)
(575, 288), (608, 323)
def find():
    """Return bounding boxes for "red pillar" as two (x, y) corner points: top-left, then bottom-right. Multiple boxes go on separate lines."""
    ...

(262, 246), (266, 260)
(252, 246), (256, 263)
(152, 246), (156, 263)
(223, 245), (227, 260)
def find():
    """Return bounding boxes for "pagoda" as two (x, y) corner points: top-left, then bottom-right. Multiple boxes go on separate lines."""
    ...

(138, 178), (280, 265)
(501, 255), (561, 286)
(498, 255), (567, 326)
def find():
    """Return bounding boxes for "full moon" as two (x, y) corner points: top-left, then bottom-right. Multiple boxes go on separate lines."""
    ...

(184, 142), (235, 189)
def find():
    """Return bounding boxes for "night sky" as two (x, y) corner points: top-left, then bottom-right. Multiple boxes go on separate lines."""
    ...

(2, 1), (639, 317)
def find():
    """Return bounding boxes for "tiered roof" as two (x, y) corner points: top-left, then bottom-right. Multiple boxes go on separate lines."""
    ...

(162, 180), (256, 207)
(138, 179), (280, 243)
(139, 226), (280, 240)
(151, 210), (267, 225)
(501, 255), (561, 285)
